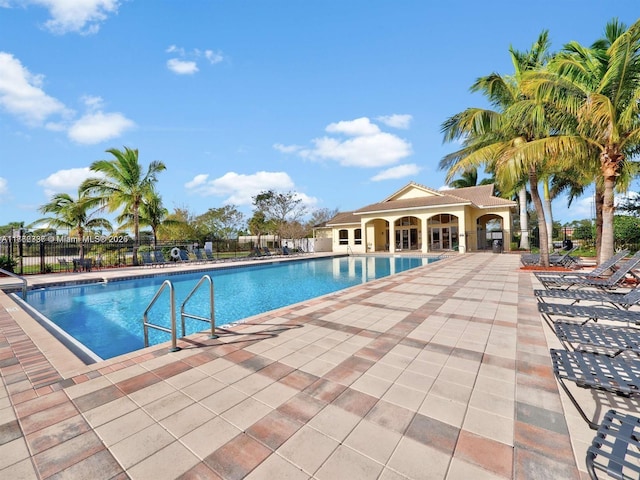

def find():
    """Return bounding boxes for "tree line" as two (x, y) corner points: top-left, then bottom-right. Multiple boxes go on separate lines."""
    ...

(440, 18), (640, 266)
(1, 147), (337, 266)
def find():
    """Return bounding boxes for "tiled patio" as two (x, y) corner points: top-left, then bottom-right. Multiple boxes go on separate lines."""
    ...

(0, 253), (602, 479)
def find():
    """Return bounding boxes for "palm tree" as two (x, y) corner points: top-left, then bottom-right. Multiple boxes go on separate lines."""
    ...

(116, 188), (179, 250)
(524, 18), (640, 263)
(31, 189), (112, 259)
(447, 167), (495, 189)
(81, 147), (166, 266)
(441, 31), (553, 265)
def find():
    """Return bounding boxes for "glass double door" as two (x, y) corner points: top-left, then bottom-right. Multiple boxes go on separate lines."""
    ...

(395, 228), (418, 250)
(431, 227), (457, 250)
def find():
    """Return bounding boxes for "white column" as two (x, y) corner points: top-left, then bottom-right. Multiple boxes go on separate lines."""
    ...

(389, 218), (396, 253)
(457, 210), (467, 253)
(421, 217), (428, 253)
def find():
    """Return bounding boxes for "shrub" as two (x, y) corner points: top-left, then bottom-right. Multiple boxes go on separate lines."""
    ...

(0, 255), (17, 272)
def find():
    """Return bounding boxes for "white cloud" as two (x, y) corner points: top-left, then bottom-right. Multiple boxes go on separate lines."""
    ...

(67, 111), (135, 144)
(37, 167), (92, 196)
(25, 0), (121, 35)
(371, 164), (421, 182)
(185, 171), (298, 205)
(80, 94), (104, 111)
(0, 52), (70, 126)
(0, 53), (132, 144)
(326, 117), (380, 136)
(0, 177), (8, 196)
(293, 116), (413, 168)
(166, 45), (184, 55)
(303, 131), (412, 167)
(377, 114), (412, 129)
(167, 58), (199, 75)
(273, 143), (302, 154)
(294, 192), (319, 208)
(184, 174), (209, 189)
(166, 45), (224, 75)
(204, 50), (224, 64)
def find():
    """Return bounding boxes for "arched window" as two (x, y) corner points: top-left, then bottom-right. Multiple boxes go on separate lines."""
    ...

(354, 229), (362, 245)
(339, 229), (349, 245)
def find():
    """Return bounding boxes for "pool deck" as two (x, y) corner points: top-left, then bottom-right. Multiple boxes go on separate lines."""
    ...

(0, 252), (616, 479)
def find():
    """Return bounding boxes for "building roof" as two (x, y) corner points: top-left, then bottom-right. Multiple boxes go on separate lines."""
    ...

(355, 183), (515, 215)
(323, 182), (516, 226)
(441, 184), (517, 208)
(322, 211), (360, 227)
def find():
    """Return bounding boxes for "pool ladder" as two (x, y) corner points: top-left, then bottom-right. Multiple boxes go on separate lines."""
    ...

(0, 268), (27, 299)
(142, 275), (218, 352)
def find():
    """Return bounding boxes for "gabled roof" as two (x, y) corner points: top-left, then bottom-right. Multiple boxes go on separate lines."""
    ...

(442, 184), (516, 208)
(354, 183), (515, 215)
(322, 211), (360, 227)
(381, 181), (443, 202)
(322, 183), (516, 227)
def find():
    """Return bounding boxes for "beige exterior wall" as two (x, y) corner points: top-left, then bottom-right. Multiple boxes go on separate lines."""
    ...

(320, 205), (512, 254)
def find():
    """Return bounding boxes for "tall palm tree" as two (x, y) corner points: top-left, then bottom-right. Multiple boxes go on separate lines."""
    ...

(448, 167), (495, 189)
(31, 189), (112, 259)
(117, 188), (181, 249)
(441, 31), (553, 264)
(81, 147), (166, 266)
(524, 18), (640, 263)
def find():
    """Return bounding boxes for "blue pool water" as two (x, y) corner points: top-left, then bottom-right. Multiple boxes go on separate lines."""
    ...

(25, 255), (437, 360)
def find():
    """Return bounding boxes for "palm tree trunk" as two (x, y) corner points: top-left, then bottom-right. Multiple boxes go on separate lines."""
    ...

(529, 169), (549, 267)
(600, 175), (616, 264)
(518, 187), (530, 249)
(78, 227), (85, 259)
(133, 204), (140, 266)
(599, 146), (624, 264)
(594, 186), (603, 262)
(543, 179), (553, 250)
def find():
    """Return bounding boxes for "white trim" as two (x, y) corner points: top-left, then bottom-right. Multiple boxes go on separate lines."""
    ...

(355, 202), (473, 215)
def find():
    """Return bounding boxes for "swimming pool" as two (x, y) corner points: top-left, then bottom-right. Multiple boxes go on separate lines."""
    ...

(24, 255), (437, 361)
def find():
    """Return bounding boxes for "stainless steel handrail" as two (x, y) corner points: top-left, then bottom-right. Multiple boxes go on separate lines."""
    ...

(142, 280), (180, 352)
(0, 268), (27, 299)
(180, 275), (218, 339)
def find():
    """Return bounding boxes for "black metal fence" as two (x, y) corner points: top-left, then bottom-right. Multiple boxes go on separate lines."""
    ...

(509, 229), (640, 254)
(0, 235), (316, 275)
(0, 236), (249, 274)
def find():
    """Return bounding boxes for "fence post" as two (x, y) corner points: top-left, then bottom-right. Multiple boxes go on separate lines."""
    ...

(18, 236), (23, 275)
(40, 241), (45, 274)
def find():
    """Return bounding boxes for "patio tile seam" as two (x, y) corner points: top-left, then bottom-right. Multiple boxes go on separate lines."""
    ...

(512, 270), (580, 479)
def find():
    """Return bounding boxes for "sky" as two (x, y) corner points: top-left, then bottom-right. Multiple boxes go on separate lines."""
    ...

(0, 1), (638, 230)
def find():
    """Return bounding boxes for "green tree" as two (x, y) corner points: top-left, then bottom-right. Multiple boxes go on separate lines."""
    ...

(614, 215), (640, 248)
(81, 147), (166, 266)
(247, 210), (276, 247)
(31, 189), (112, 259)
(0, 222), (25, 237)
(524, 18), (640, 263)
(117, 188), (178, 249)
(157, 207), (198, 242)
(195, 205), (245, 242)
(441, 31), (554, 265)
(252, 190), (307, 245)
(447, 167), (494, 189)
(570, 219), (595, 242)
